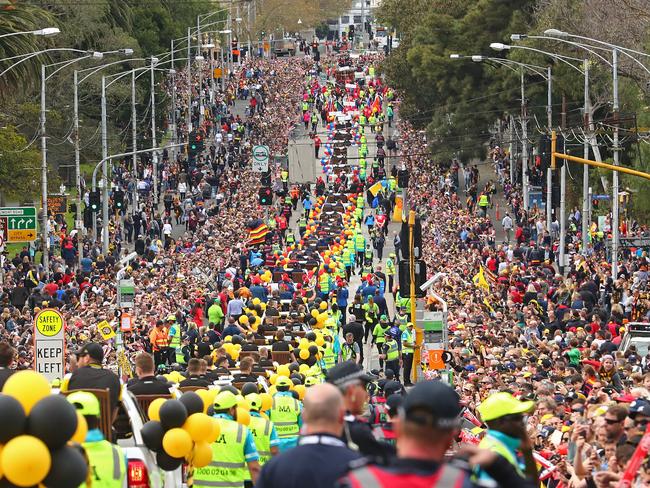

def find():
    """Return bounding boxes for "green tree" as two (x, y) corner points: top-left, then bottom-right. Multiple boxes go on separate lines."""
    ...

(0, 125), (42, 203)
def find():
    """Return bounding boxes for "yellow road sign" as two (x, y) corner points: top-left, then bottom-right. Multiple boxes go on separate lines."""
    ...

(34, 309), (64, 337)
(8, 229), (37, 242)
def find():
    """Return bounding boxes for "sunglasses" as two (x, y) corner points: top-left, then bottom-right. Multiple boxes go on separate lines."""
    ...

(635, 419), (649, 427)
(604, 418), (622, 425)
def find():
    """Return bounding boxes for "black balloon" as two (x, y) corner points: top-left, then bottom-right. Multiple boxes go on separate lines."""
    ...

(141, 420), (165, 452)
(43, 446), (88, 488)
(179, 392), (204, 416)
(159, 399), (188, 430)
(156, 450), (183, 471)
(231, 335), (243, 345)
(306, 332), (317, 341)
(308, 345), (318, 355)
(27, 395), (78, 449)
(0, 394), (26, 443)
(241, 383), (258, 396)
(220, 385), (238, 395)
(291, 377), (301, 386)
(206, 405), (214, 416)
(308, 318), (317, 326)
(288, 362), (299, 373)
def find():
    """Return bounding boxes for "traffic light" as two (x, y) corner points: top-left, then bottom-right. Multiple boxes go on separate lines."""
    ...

(398, 260), (427, 298)
(538, 135), (551, 173)
(113, 190), (125, 210)
(258, 187), (272, 206)
(399, 217), (422, 260)
(89, 190), (101, 212)
(231, 37), (239, 63)
(260, 171), (271, 186)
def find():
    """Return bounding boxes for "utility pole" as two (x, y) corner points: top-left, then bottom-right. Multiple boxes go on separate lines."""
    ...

(559, 94), (567, 272)
(509, 114), (514, 183)
(186, 27), (192, 135)
(150, 56), (158, 205)
(101, 75), (109, 255)
(40, 64), (50, 278)
(131, 69), (138, 212)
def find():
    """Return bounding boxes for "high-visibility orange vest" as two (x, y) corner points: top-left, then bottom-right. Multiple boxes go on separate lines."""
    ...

(150, 327), (169, 351)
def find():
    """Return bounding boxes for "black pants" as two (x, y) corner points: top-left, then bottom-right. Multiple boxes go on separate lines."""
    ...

(376, 342), (384, 369)
(402, 353), (413, 385)
(356, 340), (364, 365)
(364, 319), (375, 342)
(154, 350), (167, 368)
(385, 359), (400, 379)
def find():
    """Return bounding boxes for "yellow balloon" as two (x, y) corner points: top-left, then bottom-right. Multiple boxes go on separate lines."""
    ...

(163, 428), (193, 458)
(269, 373), (278, 385)
(2, 371), (51, 414)
(71, 411), (88, 444)
(148, 398), (166, 421)
(259, 393), (273, 412)
(237, 397), (251, 410)
(191, 441), (213, 468)
(294, 384), (306, 401)
(268, 385), (277, 396)
(299, 338), (309, 349)
(277, 365), (290, 377)
(236, 407), (250, 426)
(310, 309), (319, 318)
(252, 298), (261, 306)
(298, 364), (310, 374)
(319, 302), (328, 310)
(196, 390), (211, 413)
(317, 313), (328, 323)
(299, 349), (310, 360)
(239, 315), (249, 325)
(183, 413), (214, 443)
(207, 418), (221, 443)
(1, 435), (51, 487)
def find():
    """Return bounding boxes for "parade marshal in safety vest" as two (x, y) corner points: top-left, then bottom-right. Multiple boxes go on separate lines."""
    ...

(194, 390), (260, 488)
(476, 392), (538, 484)
(244, 393), (280, 467)
(269, 376), (303, 452)
(166, 314), (184, 364)
(66, 391), (126, 488)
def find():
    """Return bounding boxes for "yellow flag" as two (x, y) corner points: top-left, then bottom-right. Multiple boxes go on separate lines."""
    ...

(97, 320), (115, 340)
(472, 266), (490, 292)
(368, 181), (383, 196)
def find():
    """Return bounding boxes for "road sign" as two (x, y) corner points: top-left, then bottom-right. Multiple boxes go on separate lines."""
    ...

(0, 207), (37, 242)
(118, 278), (135, 308)
(252, 145), (270, 172)
(47, 195), (67, 215)
(33, 308), (65, 382)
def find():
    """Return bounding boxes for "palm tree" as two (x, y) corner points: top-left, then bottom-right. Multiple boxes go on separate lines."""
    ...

(0, 0), (56, 95)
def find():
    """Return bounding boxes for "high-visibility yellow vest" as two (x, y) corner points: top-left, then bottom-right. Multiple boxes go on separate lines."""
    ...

(169, 325), (184, 363)
(247, 414), (273, 466)
(270, 395), (300, 438)
(385, 340), (399, 361)
(478, 434), (525, 477)
(81, 440), (126, 488)
(386, 258), (395, 276)
(401, 329), (414, 354)
(319, 273), (330, 293)
(281, 171), (289, 182)
(355, 234), (365, 251)
(194, 419), (248, 488)
(323, 343), (336, 368)
(478, 194), (489, 207)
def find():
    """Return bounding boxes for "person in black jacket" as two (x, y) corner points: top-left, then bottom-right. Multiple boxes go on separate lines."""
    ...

(126, 353), (172, 395)
(0, 341), (15, 390)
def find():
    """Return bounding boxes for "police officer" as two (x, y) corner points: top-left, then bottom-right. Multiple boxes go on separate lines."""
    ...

(64, 343), (121, 411)
(269, 376), (303, 451)
(380, 330), (401, 378)
(244, 393), (280, 470)
(66, 391), (126, 487)
(256, 384), (361, 488)
(385, 252), (396, 294)
(194, 390), (260, 488)
(476, 392), (538, 484)
(339, 381), (538, 488)
(400, 322), (415, 386)
(326, 361), (395, 463)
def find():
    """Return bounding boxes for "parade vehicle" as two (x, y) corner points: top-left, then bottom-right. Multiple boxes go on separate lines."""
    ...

(273, 38), (296, 56)
(620, 322), (650, 356)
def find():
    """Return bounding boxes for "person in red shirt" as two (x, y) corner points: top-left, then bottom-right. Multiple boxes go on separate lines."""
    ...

(313, 135), (321, 158)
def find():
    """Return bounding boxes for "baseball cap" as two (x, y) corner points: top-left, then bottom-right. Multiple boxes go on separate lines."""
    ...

(400, 380), (462, 429)
(478, 392), (535, 422)
(67, 391), (100, 417)
(74, 343), (104, 362)
(275, 376), (292, 388)
(326, 361), (374, 389)
(214, 391), (238, 410)
(628, 399), (650, 418)
(245, 393), (262, 411)
(383, 380), (402, 397)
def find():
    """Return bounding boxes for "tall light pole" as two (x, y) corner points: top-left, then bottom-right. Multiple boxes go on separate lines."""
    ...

(537, 30), (650, 279)
(0, 27), (60, 39)
(491, 42), (584, 271)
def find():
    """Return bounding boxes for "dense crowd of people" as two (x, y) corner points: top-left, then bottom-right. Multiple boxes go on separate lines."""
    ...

(0, 36), (649, 488)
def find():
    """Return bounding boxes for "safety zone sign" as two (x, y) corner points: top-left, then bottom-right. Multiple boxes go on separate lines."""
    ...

(252, 145), (270, 172)
(33, 308), (65, 381)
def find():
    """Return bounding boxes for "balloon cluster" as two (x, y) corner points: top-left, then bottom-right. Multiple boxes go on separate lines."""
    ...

(142, 392), (220, 471)
(0, 371), (88, 487)
(296, 329), (326, 366)
(267, 363), (320, 400)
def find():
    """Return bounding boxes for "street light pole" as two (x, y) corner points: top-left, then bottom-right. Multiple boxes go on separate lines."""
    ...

(546, 65), (553, 232)
(583, 59), (590, 253)
(73, 70), (83, 269)
(131, 69), (138, 212)
(40, 63), (49, 276)
(100, 75), (110, 255)
(186, 27), (192, 135)
(612, 49), (620, 279)
(521, 69), (529, 211)
(150, 56), (159, 205)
